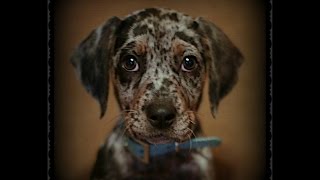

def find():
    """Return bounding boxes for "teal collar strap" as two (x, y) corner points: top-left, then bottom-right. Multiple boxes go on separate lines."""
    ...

(126, 137), (222, 163)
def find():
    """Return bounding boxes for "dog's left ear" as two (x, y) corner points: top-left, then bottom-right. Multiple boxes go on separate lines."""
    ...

(195, 18), (244, 118)
(71, 17), (121, 118)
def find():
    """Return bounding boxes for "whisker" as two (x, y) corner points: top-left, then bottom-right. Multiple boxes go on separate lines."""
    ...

(189, 120), (196, 125)
(120, 122), (133, 139)
(185, 110), (201, 125)
(187, 127), (197, 139)
(120, 109), (138, 117)
(104, 109), (137, 128)
(103, 113), (123, 127)
(122, 109), (138, 113)
(185, 110), (204, 119)
(188, 134), (192, 152)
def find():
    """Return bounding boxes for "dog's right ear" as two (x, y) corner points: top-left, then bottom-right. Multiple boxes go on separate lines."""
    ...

(71, 17), (121, 118)
(195, 18), (244, 118)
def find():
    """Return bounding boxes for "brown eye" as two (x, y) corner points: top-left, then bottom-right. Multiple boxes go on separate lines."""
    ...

(181, 56), (197, 71)
(122, 55), (139, 71)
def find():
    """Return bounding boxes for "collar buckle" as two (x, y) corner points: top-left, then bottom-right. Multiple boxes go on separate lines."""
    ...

(135, 139), (150, 164)
(175, 142), (180, 152)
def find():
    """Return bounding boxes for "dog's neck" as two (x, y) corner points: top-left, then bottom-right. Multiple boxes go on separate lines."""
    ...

(114, 119), (221, 164)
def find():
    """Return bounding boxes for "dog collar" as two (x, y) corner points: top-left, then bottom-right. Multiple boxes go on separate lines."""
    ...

(125, 136), (222, 164)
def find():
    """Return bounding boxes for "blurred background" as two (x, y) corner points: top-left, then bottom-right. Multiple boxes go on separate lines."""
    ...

(54, 0), (266, 179)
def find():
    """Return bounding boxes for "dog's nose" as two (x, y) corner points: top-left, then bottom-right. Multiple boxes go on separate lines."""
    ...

(146, 102), (176, 129)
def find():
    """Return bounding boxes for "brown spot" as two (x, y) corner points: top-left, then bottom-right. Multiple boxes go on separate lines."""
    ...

(204, 43), (210, 51)
(173, 42), (186, 57)
(134, 42), (147, 56)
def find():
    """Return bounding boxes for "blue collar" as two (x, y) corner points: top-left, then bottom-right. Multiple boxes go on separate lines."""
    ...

(125, 136), (222, 163)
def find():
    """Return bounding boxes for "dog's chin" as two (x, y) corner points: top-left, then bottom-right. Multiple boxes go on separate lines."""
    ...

(133, 133), (175, 144)
(145, 135), (174, 144)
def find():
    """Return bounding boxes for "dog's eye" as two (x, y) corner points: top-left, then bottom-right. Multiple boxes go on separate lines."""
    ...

(122, 55), (139, 71)
(181, 56), (197, 71)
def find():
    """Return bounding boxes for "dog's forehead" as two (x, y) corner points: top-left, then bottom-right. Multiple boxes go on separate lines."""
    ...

(129, 8), (193, 25)
(114, 8), (199, 52)
(128, 9), (193, 38)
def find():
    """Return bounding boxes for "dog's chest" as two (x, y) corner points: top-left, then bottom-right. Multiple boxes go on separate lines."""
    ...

(101, 129), (213, 180)
(126, 152), (210, 179)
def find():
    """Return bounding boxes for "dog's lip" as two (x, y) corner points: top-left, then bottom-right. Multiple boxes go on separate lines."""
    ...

(143, 134), (174, 144)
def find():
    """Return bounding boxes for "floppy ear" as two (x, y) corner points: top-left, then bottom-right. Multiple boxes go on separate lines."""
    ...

(70, 17), (121, 118)
(196, 18), (244, 118)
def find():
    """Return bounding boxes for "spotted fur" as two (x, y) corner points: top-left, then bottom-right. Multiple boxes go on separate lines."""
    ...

(71, 8), (243, 180)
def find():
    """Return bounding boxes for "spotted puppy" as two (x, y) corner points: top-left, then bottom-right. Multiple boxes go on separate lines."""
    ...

(71, 8), (243, 180)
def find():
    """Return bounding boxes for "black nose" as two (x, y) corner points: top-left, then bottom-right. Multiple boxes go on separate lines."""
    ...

(146, 102), (176, 129)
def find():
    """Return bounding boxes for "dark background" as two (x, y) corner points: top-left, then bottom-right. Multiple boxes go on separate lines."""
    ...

(54, 0), (266, 179)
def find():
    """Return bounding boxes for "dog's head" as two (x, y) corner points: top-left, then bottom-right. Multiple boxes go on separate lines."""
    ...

(71, 8), (243, 144)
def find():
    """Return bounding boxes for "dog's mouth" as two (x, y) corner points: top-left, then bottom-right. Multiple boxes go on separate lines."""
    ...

(135, 133), (175, 144)
(125, 110), (197, 144)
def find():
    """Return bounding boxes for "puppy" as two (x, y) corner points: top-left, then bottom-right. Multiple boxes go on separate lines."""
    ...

(71, 8), (243, 180)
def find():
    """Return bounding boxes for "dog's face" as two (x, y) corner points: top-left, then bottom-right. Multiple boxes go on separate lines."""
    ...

(112, 9), (206, 143)
(71, 8), (243, 144)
